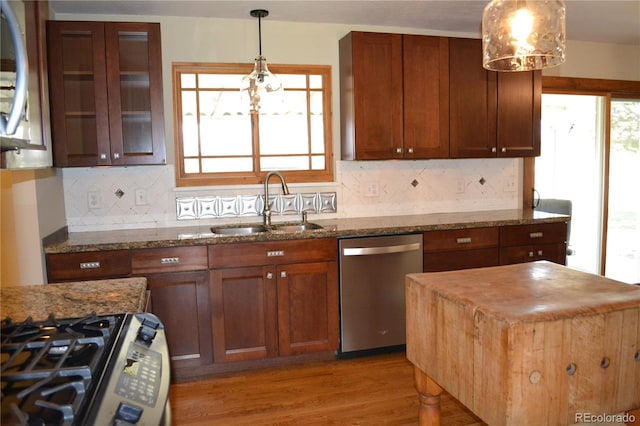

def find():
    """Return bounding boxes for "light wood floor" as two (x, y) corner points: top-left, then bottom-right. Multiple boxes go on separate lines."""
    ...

(169, 352), (485, 425)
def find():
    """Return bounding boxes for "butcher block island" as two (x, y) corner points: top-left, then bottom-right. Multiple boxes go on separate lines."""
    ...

(405, 261), (640, 426)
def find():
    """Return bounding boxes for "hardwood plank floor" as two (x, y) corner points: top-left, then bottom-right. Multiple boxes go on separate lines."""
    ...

(169, 352), (485, 425)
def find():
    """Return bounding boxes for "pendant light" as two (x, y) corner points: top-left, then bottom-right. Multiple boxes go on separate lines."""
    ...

(241, 9), (282, 112)
(482, 0), (566, 72)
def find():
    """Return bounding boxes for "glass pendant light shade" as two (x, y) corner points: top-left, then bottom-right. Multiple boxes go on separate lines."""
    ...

(241, 55), (282, 112)
(482, 0), (566, 72)
(241, 9), (282, 112)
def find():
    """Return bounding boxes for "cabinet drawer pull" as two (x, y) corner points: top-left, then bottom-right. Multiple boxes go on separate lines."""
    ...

(160, 257), (180, 264)
(266, 272), (273, 279)
(80, 261), (101, 269)
(267, 250), (284, 257)
(456, 237), (472, 244)
(529, 232), (544, 239)
(280, 271), (287, 278)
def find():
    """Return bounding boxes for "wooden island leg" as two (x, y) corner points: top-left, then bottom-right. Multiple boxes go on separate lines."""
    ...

(414, 367), (444, 426)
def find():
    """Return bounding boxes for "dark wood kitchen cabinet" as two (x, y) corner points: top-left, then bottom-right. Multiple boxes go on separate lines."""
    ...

(500, 222), (568, 265)
(209, 238), (339, 363)
(47, 21), (166, 167)
(131, 247), (212, 370)
(46, 250), (131, 282)
(423, 227), (500, 272)
(449, 37), (541, 158)
(339, 31), (449, 160)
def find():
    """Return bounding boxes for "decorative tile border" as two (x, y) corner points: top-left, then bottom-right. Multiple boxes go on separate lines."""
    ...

(176, 192), (337, 220)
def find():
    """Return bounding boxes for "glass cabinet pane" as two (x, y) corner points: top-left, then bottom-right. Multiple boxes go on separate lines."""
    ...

(60, 31), (99, 158)
(117, 31), (153, 155)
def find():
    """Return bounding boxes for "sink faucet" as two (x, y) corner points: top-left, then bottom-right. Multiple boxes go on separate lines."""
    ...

(263, 171), (289, 226)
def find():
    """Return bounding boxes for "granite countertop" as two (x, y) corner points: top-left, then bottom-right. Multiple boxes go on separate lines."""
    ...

(0, 278), (147, 321)
(43, 209), (569, 254)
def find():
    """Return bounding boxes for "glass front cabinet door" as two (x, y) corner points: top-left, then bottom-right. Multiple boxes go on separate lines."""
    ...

(47, 21), (166, 167)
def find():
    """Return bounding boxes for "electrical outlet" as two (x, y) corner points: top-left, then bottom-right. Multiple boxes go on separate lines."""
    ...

(365, 182), (379, 197)
(456, 179), (465, 194)
(87, 191), (101, 209)
(135, 189), (148, 206)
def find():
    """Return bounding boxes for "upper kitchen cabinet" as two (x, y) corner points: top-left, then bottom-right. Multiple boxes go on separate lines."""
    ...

(339, 31), (449, 160)
(47, 21), (166, 167)
(449, 37), (541, 158)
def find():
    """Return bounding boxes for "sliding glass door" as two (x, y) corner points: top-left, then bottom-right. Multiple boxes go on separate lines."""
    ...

(605, 98), (640, 283)
(536, 94), (640, 283)
(536, 94), (605, 274)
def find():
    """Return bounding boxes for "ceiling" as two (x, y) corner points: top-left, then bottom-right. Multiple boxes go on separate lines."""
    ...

(48, 0), (640, 45)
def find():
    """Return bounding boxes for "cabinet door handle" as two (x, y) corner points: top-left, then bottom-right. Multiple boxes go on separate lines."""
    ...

(80, 261), (100, 269)
(160, 257), (180, 264)
(395, 147), (402, 154)
(280, 271), (287, 278)
(456, 237), (472, 244)
(407, 148), (414, 154)
(100, 153), (107, 160)
(266, 272), (273, 279)
(113, 152), (120, 159)
(528, 251), (534, 258)
(529, 232), (544, 239)
(491, 147), (497, 153)
(537, 250), (543, 256)
(501, 147), (507, 153)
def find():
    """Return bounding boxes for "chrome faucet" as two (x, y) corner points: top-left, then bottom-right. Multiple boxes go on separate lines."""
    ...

(263, 171), (289, 226)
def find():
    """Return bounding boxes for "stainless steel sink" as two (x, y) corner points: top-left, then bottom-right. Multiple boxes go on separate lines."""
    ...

(271, 223), (324, 232)
(211, 224), (269, 235)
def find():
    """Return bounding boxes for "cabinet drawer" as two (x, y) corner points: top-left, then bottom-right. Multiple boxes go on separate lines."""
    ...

(209, 238), (337, 268)
(131, 246), (208, 274)
(424, 248), (499, 272)
(47, 250), (131, 282)
(499, 243), (567, 265)
(423, 227), (499, 252)
(500, 222), (567, 247)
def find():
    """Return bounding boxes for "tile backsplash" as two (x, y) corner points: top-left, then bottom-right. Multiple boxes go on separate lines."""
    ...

(61, 158), (521, 232)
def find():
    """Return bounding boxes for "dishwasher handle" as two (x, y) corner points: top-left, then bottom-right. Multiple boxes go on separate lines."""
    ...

(342, 242), (422, 256)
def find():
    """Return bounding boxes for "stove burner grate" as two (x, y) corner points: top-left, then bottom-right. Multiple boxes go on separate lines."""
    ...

(1, 313), (125, 426)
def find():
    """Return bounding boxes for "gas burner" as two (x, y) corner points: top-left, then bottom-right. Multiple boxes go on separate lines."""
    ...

(1, 313), (125, 426)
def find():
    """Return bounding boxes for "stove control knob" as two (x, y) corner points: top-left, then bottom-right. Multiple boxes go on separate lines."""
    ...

(114, 401), (143, 424)
(137, 324), (157, 344)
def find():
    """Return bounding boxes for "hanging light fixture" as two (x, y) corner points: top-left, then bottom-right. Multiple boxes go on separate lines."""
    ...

(482, 0), (566, 72)
(240, 9), (282, 112)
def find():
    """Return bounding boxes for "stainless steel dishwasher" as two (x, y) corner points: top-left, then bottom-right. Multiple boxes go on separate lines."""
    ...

(338, 233), (423, 355)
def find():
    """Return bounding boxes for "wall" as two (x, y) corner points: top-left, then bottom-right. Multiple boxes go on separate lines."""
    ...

(51, 13), (640, 232)
(1, 169), (65, 286)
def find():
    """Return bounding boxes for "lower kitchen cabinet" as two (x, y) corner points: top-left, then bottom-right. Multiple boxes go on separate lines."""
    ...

(130, 246), (212, 370)
(209, 238), (339, 363)
(277, 261), (339, 356)
(500, 222), (568, 265)
(46, 250), (131, 282)
(210, 266), (278, 363)
(145, 271), (213, 369)
(423, 227), (500, 272)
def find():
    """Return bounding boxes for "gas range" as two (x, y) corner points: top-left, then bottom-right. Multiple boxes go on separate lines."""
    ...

(1, 312), (170, 425)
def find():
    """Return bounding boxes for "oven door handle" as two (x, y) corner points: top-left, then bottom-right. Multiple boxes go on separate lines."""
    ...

(342, 242), (421, 256)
